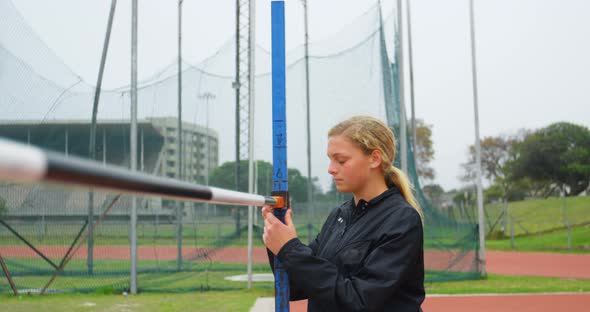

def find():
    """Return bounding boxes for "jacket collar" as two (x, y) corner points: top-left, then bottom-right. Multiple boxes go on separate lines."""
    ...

(348, 186), (400, 212)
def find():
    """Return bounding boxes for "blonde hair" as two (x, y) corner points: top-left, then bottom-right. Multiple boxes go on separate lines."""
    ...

(329, 116), (423, 219)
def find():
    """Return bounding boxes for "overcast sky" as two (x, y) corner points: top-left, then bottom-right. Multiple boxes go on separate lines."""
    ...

(8, 0), (590, 191)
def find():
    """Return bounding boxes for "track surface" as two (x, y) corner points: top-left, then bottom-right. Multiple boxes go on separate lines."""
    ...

(3, 246), (589, 311)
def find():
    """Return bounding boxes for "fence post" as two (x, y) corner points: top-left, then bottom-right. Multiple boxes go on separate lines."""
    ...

(217, 223), (221, 243)
(155, 212), (159, 236)
(567, 221), (572, 251)
(502, 198), (507, 234)
(538, 224), (542, 249)
(510, 218), (515, 249)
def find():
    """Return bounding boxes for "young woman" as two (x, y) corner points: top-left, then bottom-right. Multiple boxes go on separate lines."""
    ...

(262, 116), (425, 312)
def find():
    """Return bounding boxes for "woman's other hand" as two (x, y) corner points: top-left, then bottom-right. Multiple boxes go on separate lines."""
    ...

(262, 205), (297, 255)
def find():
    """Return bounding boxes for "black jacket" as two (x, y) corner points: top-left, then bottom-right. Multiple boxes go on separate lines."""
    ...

(268, 187), (425, 312)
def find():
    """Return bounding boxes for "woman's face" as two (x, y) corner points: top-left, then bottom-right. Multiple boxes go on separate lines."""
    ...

(327, 135), (374, 194)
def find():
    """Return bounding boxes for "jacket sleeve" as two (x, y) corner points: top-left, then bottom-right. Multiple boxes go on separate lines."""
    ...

(276, 209), (423, 311)
(266, 232), (321, 301)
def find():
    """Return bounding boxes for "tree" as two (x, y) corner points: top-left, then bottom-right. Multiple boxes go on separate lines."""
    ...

(460, 133), (525, 199)
(408, 119), (435, 181)
(461, 134), (522, 183)
(422, 183), (444, 206)
(208, 160), (321, 203)
(511, 122), (590, 196)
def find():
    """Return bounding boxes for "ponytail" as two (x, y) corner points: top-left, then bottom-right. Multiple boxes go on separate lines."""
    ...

(385, 166), (424, 221)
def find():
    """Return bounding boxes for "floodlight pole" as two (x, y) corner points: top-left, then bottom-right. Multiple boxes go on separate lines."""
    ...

(406, 0), (417, 153)
(177, 0), (184, 273)
(396, 0), (408, 174)
(468, 0), (486, 277)
(247, 0), (256, 290)
(302, 0), (314, 244)
(130, 0), (138, 294)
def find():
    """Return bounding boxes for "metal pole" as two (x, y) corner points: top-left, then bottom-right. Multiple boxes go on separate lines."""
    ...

(41, 196), (120, 295)
(247, 0), (256, 290)
(89, 0), (117, 275)
(503, 198), (508, 234)
(140, 129), (144, 172)
(510, 217), (515, 248)
(406, 0), (417, 153)
(302, 0), (314, 244)
(561, 188), (568, 224)
(103, 128), (107, 165)
(0, 252), (18, 296)
(177, 0), (184, 272)
(396, 0), (408, 174)
(0, 220), (59, 269)
(65, 130), (69, 157)
(206, 97), (211, 213)
(567, 221), (572, 251)
(468, 0), (486, 277)
(234, 0), (242, 238)
(130, 0), (138, 294)
(254, 160), (259, 226)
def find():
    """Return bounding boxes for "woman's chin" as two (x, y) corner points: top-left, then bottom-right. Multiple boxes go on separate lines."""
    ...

(336, 185), (350, 193)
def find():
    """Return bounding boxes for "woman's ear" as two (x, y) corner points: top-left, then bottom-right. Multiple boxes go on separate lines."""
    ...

(370, 150), (383, 169)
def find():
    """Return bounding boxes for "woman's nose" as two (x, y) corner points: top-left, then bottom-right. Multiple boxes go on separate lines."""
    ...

(328, 162), (337, 175)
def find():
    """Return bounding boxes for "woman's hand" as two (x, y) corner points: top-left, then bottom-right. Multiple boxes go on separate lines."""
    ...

(262, 205), (297, 255)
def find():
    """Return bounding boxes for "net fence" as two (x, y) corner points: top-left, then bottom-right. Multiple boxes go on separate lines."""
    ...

(0, 0), (479, 294)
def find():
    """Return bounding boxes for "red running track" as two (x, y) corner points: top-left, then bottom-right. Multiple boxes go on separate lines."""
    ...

(289, 293), (590, 312)
(422, 293), (590, 312)
(486, 251), (590, 279)
(3, 245), (590, 311)
(289, 292), (590, 311)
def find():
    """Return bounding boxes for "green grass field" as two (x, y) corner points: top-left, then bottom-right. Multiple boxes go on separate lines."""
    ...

(484, 195), (590, 235)
(0, 289), (273, 312)
(0, 260), (273, 294)
(483, 195), (590, 252)
(487, 223), (590, 253)
(446, 195), (590, 252)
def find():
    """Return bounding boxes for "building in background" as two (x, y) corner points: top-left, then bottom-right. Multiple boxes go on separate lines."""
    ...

(149, 117), (218, 184)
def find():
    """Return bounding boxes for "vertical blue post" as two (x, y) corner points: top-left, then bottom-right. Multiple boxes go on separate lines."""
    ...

(271, 1), (289, 311)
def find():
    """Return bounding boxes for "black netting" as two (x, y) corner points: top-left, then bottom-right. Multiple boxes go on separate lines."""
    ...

(0, 0), (479, 294)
